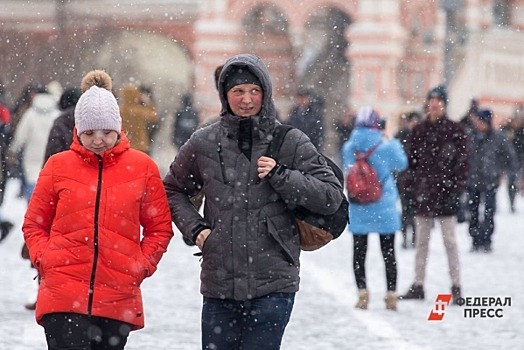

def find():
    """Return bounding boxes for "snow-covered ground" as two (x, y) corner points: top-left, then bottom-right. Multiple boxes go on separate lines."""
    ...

(1, 177), (523, 350)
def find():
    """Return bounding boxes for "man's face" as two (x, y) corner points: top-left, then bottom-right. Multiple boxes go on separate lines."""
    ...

(297, 94), (310, 108)
(472, 116), (490, 133)
(226, 84), (263, 117)
(427, 97), (446, 121)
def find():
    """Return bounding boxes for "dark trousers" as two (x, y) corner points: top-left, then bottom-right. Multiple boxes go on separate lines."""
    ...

(507, 171), (518, 211)
(41, 313), (132, 350)
(353, 234), (397, 291)
(467, 187), (497, 247)
(399, 192), (416, 247)
(201, 292), (295, 350)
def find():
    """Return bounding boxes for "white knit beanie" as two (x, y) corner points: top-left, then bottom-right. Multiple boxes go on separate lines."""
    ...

(74, 70), (122, 135)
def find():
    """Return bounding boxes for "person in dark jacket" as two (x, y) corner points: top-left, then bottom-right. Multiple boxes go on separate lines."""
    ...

(504, 105), (524, 212)
(399, 85), (468, 304)
(172, 93), (199, 150)
(394, 110), (423, 249)
(163, 53), (344, 350)
(286, 87), (325, 150)
(43, 86), (82, 163)
(466, 108), (518, 252)
(456, 98), (479, 223)
(0, 79), (13, 242)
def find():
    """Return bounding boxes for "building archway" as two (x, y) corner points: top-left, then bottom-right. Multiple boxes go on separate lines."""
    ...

(242, 5), (295, 116)
(93, 30), (192, 117)
(87, 30), (193, 171)
(240, 3), (352, 157)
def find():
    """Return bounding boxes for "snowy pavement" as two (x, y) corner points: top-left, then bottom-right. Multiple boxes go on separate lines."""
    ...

(1, 178), (523, 350)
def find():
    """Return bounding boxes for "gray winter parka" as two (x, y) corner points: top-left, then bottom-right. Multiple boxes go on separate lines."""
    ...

(163, 54), (343, 301)
(467, 128), (519, 190)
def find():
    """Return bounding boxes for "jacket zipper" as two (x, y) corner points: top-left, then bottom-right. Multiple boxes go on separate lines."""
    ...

(87, 156), (103, 318)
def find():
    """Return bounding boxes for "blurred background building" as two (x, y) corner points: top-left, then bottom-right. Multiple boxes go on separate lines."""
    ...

(0, 0), (523, 164)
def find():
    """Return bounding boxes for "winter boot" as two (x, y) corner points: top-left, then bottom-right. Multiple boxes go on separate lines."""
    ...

(398, 284), (425, 300)
(384, 291), (397, 311)
(24, 301), (36, 310)
(401, 230), (408, 249)
(355, 289), (369, 310)
(451, 285), (462, 305)
(0, 221), (14, 243)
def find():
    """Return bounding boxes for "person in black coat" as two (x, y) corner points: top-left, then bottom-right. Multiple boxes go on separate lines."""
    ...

(286, 87), (325, 150)
(466, 108), (518, 252)
(164, 54), (343, 350)
(43, 87), (82, 164)
(394, 110), (423, 249)
(172, 93), (199, 150)
(0, 78), (13, 242)
(399, 85), (468, 304)
(504, 105), (524, 212)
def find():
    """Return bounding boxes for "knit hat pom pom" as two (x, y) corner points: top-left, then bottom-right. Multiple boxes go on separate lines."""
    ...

(75, 69), (121, 136)
(81, 70), (112, 93)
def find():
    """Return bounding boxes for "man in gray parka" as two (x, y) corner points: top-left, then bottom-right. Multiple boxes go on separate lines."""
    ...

(163, 53), (343, 350)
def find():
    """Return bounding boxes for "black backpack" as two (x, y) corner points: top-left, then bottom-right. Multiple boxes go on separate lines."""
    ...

(266, 125), (350, 250)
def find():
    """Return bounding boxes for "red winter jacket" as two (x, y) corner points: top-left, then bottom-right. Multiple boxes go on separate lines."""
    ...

(23, 132), (174, 330)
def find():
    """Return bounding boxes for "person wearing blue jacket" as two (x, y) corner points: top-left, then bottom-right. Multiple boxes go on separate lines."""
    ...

(342, 106), (408, 311)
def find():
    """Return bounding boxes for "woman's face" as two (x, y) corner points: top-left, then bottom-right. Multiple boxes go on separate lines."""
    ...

(79, 130), (119, 155)
(226, 84), (263, 117)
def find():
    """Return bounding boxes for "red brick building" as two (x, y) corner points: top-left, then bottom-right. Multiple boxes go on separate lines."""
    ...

(1, 0), (523, 160)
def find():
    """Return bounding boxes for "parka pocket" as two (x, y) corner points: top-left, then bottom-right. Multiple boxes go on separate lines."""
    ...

(136, 254), (153, 284)
(200, 228), (214, 256)
(265, 214), (299, 266)
(34, 242), (51, 276)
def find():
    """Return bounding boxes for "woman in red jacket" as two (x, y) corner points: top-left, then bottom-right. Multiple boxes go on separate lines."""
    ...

(22, 70), (174, 350)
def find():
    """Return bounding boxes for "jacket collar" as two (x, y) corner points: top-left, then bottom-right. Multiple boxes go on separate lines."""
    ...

(221, 112), (275, 141)
(70, 129), (131, 166)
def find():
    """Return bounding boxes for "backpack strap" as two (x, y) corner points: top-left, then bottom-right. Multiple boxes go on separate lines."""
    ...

(266, 124), (293, 159)
(354, 141), (387, 184)
(359, 141), (381, 159)
(267, 125), (345, 185)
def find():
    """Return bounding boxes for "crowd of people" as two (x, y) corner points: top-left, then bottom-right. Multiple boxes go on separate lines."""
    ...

(342, 86), (522, 309)
(0, 53), (523, 349)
